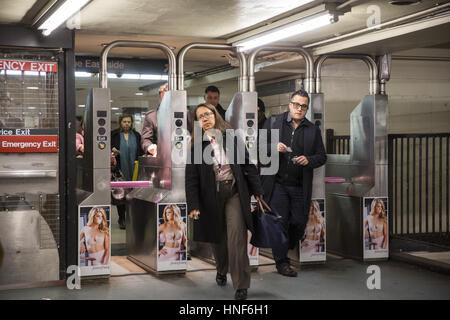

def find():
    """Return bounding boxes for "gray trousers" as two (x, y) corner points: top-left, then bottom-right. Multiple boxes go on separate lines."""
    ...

(211, 181), (251, 290)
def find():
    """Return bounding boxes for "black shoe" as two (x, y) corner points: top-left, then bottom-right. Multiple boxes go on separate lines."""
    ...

(277, 266), (297, 277)
(216, 273), (227, 286)
(118, 220), (126, 230)
(235, 289), (247, 300)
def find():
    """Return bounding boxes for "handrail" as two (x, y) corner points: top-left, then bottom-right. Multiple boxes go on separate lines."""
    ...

(0, 170), (57, 178)
(314, 54), (378, 94)
(247, 46), (315, 93)
(177, 43), (248, 92)
(99, 40), (177, 90)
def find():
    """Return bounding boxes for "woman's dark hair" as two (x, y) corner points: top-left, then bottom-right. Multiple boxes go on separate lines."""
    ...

(118, 113), (134, 131)
(291, 89), (310, 105)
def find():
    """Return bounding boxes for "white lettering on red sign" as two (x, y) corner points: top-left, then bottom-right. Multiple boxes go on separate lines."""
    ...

(0, 59), (57, 73)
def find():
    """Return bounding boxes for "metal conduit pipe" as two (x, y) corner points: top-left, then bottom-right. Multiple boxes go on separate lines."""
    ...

(304, 3), (450, 49)
(99, 40), (177, 90)
(176, 43), (248, 91)
(247, 46), (315, 93)
(314, 54), (378, 94)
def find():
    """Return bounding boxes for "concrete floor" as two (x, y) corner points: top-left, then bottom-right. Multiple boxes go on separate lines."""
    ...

(1, 254), (449, 300)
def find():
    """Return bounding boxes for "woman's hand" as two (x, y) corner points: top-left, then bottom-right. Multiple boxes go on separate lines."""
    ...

(159, 248), (168, 256)
(189, 210), (200, 220)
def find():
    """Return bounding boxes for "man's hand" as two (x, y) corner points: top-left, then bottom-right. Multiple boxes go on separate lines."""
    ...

(294, 155), (309, 166)
(147, 144), (157, 156)
(277, 142), (288, 153)
(189, 210), (200, 220)
(112, 147), (120, 156)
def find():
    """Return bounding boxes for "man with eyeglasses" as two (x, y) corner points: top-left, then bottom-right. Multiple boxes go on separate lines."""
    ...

(261, 89), (326, 277)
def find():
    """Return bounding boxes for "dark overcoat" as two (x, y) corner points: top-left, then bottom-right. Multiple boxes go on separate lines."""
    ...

(185, 134), (264, 243)
(261, 112), (327, 246)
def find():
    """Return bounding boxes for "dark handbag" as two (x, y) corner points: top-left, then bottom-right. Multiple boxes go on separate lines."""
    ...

(250, 198), (287, 249)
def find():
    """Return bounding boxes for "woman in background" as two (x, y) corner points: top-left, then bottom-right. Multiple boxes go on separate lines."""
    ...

(111, 114), (143, 229)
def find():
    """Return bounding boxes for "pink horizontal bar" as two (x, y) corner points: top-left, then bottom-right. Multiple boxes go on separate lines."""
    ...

(111, 181), (151, 188)
(325, 177), (345, 183)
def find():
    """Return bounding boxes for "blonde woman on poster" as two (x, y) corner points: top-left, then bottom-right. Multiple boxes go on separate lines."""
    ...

(301, 200), (325, 253)
(364, 198), (388, 250)
(80, 207), (110, 266)
(158, 204), (187, 261)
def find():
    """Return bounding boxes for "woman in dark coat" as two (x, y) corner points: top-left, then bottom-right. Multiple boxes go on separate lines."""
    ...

(111, 113), (143, 229)
(185, 103), (264, 300)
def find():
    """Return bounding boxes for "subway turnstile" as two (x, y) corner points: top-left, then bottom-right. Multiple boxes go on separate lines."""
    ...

(77, 88), (112, 277)
(317, 54), (389, 261)
(127, 91), (189, 274)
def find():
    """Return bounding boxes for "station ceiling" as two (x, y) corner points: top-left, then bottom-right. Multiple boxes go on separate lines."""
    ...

(1, 0), (449, 113)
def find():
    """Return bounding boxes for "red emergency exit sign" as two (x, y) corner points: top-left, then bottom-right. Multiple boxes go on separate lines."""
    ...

(0, 129), (58, 153)
(0, 135), (58, 153)
(0, 59), (57, 73)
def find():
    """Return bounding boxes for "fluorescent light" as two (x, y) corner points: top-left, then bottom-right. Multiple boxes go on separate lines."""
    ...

(140, 74), (169, 80)
(26, 87), (39, 90)
(78, 105), (85, 108)
(6, 70), (22, 75)
(234, 12), (335, 52)
(74, 72), (168, 80)
(28, 107), (37, 110)
(114, 73), (168, 80)
(38, 0), (90, 36)
(24, 71), (40, 76)
(75, 71), (91, 77)
(111, 107), (119, 110)
(135, 92), (144, 96)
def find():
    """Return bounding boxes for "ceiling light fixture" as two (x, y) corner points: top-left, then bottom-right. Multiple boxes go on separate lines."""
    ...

(233, 11), (337, 52)
(36, 0), (91, 36)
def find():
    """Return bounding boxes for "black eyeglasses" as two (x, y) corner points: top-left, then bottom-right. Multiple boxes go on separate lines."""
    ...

(290, 101), (308, 111)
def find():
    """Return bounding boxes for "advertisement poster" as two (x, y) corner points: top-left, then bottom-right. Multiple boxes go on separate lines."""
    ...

(300, 199), (326, 263)
(363, 197), (389, 260)
(78, 205), (111, 277)
(157, 203), (188, 271)
(248, 201), (259, 266)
